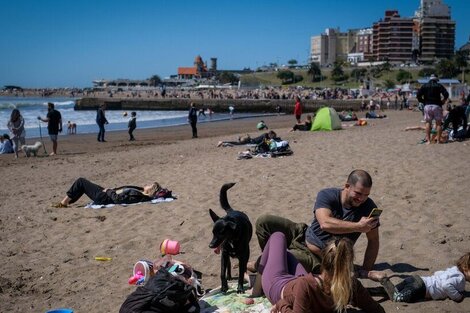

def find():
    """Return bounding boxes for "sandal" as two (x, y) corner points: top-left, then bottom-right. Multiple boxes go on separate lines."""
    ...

(52, 202), (68, 208)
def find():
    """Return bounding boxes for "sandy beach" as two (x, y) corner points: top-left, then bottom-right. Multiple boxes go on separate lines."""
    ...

(0, 110), (469, 313)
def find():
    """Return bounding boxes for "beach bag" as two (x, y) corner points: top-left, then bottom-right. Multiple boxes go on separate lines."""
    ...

(120, 268), (199, 313)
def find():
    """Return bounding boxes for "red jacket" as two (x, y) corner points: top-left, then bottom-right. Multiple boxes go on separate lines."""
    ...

(294, 100), (302, 116)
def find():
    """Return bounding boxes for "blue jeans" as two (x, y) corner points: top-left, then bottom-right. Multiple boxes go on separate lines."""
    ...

(97, 123), (106, 141)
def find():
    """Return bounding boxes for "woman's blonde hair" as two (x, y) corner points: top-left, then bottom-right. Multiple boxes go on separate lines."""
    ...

(456, 252), (470, 274)
(145, 182), (161, 197)
(321, 237), (354, 312)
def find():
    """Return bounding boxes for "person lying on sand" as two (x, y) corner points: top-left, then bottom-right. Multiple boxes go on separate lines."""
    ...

(251, 232), (385, 312)
(370, 252), (470, 303)
(217, 130), (279, 147)
(52, 177), (169, 207)
(404, 126), (449, 143)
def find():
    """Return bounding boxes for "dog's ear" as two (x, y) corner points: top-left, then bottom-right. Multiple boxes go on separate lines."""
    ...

(227, 220), (237, 231)
(209, 209), (220, 222)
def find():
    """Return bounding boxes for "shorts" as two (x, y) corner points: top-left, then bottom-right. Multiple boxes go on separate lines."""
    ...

(424, 105), (443, 123)
(49, 134), (58, 141)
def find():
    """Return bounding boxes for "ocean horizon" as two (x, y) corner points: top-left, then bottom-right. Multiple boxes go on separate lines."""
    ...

(0, 96), (274, 139)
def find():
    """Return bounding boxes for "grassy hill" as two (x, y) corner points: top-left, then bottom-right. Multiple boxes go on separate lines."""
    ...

(240, 66), (467, 89)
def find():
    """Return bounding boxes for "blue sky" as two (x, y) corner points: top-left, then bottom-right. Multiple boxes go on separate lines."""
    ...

(0, 0), (468, 88)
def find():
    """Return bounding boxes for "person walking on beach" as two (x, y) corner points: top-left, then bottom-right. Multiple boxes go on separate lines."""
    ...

(96, 103), (109, 142)
(128, 111), (137, 141)
(188, 102), (198, 138)
(294, 96), (303, 123)
(38, 102), (62, 156)
(255, 169), (381, 279)
(7, 108), (26, 158)
(417, 74), (449, 144)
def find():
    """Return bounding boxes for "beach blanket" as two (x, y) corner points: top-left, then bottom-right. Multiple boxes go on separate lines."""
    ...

(85, 197), (175, 209)
(199, 283), (272, 313)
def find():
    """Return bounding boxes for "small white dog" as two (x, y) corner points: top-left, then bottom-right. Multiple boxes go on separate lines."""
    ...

(21, 141), (43, 157)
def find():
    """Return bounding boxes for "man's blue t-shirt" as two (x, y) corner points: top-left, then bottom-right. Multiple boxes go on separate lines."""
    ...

(305, 188), (377, 249)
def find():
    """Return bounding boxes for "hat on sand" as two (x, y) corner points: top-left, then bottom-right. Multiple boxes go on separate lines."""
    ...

(429, 74), (439, 81)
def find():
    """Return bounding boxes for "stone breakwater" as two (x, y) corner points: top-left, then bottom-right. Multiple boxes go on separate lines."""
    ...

(75, 98), (403, 113)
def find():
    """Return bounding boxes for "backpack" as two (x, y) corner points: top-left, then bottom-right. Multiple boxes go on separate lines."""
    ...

(120, 268), (199, 313)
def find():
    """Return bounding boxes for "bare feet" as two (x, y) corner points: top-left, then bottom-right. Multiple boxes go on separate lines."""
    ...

(368, 270), (388, 282)
(49, 152), (56, 156)
(217, 141), (223, 147)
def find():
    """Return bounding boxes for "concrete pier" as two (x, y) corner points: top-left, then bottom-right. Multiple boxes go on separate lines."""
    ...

(74, 98), (377, 113)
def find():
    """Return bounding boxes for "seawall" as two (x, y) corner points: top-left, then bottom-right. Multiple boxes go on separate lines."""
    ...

(75, 98), (417, 113)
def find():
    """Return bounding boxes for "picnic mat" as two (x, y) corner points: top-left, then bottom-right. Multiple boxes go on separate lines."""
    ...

(199, 283), (272, 313)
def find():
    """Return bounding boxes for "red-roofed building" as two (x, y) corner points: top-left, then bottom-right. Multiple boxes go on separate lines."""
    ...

(178, 55), (215, 79)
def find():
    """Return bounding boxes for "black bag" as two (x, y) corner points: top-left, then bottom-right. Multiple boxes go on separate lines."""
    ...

(120, 268), (199, 313)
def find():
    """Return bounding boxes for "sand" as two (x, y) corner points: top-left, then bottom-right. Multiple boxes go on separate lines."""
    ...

(0, 111), (469, 313)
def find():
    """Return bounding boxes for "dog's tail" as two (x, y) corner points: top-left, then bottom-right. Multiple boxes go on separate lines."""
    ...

(220, 182), (236, 212)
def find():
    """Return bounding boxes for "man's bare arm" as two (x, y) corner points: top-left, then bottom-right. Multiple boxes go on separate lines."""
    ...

(362, 227), (379, 271)
(315, 208), (378, 234)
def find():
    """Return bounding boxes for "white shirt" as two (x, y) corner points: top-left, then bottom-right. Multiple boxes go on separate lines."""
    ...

(421, 266), (465, 301)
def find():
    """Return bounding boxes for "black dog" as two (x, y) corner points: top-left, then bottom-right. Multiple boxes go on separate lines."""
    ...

(209, 182), (253, 293)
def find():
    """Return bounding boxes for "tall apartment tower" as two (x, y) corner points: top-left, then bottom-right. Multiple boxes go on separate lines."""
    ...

(415, 0), (455, 62)
(372, 11), (415, 62)
(310, 28), (357, 66)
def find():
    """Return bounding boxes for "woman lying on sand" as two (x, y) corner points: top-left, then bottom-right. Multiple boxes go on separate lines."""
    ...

(217, 130), (279, 147)
(53, 177), (165, 207)
(404, 126), (449, 143)
(252, 232), (385, 313)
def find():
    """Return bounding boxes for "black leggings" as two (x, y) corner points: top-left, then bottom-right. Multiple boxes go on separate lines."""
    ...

(66, 177), (113, 205)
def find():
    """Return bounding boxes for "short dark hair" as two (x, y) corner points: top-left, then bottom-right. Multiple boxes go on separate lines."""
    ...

(131, 111), (136, 116)
(48, 102), (54, 109)
(347, 170), (372, 188)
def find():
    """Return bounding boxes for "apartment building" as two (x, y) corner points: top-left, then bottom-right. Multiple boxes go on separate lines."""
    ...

(310, 28), (357, 66)
(415, 0), (455, 62)
(372, 10), (415, 62)
(310, 0), (456, 65)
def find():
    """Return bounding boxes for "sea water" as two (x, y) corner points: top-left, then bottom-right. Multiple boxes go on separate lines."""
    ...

(0, 97), (264, 139)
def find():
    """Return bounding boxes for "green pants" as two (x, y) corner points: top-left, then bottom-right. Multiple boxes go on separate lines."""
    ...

(255, 214), (321, 273)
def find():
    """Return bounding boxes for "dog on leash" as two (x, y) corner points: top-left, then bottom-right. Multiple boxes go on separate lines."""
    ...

(21, 141), (43, 157)
(67, 121), (77, 134)
(209, 182), (253, 293)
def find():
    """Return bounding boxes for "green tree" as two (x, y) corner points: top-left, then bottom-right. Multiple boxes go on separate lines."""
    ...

(149, 75), (162, 87)
(384, 79), (396, 90)
(418, 67), (435, 78)
(217, 72), (239, 84)
(331, 62), (347, 82)
(435, 59), (459, 78)
(454, 50), (469, 82)
(287, 59), (298, 68)
(350, 68), (368, 82)
(396, 69), (413, 83)
(294, 74), (304, 83)
(277, 70), (294, 84)
(307, 62), (322, 82)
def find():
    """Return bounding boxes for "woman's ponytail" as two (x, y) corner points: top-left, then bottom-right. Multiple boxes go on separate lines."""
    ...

(321, 238), (354, 312)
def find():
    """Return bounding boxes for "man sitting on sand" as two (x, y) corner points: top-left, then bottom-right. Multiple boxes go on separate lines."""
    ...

(255, 170), (382, 280)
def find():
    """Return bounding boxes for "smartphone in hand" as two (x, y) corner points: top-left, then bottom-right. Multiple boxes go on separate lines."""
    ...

(368, 208), (383, 218)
